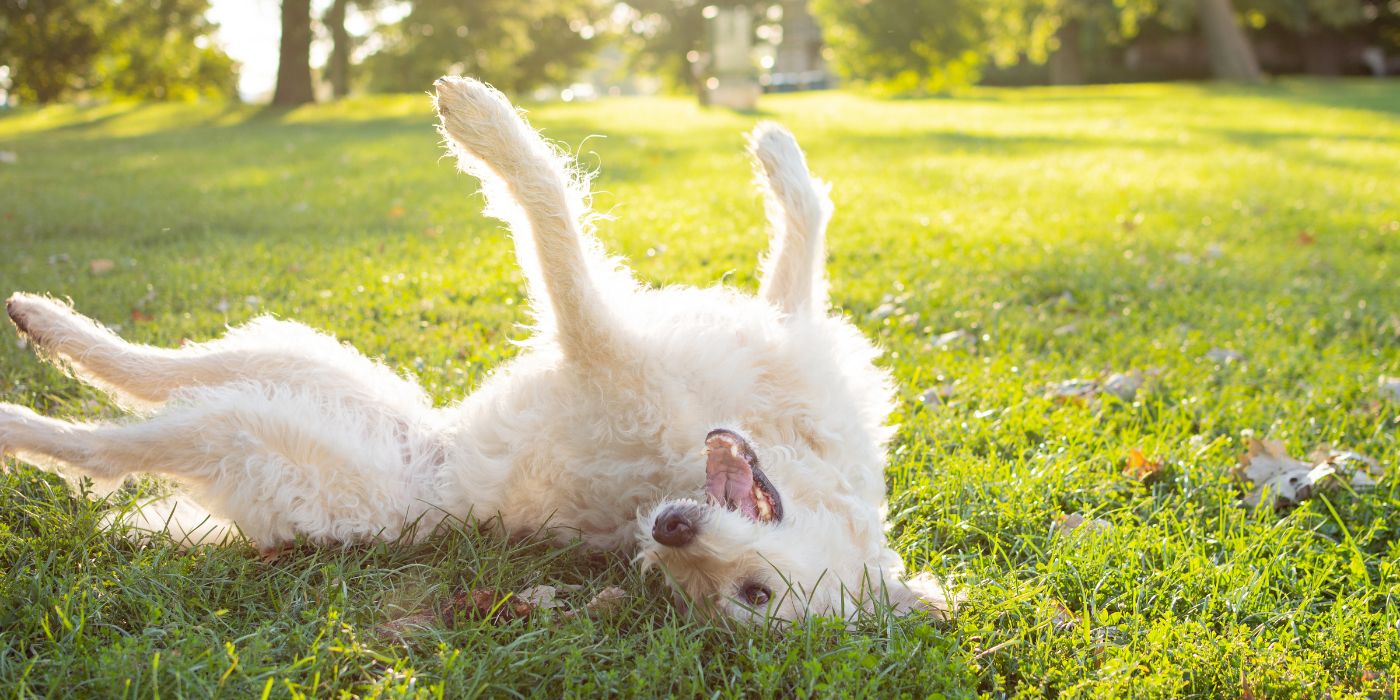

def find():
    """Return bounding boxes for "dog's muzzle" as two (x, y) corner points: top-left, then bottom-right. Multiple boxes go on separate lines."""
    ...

(652, 504), (701, 547)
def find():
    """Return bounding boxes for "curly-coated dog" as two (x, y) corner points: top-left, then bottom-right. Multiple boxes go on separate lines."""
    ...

(0, 77), (950, 623)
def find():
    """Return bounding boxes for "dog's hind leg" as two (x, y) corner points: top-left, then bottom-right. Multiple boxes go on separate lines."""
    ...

(0, 386), (440, 548)
(433, 77), (630, 366)
(5, 293), (428, 411)
(747, 122), (833, 316)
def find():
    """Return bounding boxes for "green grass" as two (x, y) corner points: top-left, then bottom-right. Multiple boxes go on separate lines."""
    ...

(1, 79), (1398, 697)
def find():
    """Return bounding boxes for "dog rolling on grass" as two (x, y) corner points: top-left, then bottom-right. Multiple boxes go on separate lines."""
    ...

(0, 77), (951, 623)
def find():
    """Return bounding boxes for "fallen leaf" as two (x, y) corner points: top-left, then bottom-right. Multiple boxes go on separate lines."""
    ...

(931, 329), (975, 349)
(1380, 376), (1400, 402)
(518, 584), (563, 610)
(1054, 513), (1112, 537)
(1046, 379), (1098, 404)
(1206, 348), (1244, 363)
(1050, 599), (1076, 631)
(1103, 372), (1143, 401)
(1232, 438), (1379, 508)
(918, 383), (954, 406)
(1123, 448), (1164, 482)
(1297, 229), (1315, 246)
(441, 587), (534, 625)
(88, 258), (116, 275)
(130, 309), (153, 323)
(387, 205), (406, 219)
(561, 586), (629, 620)
(868, 302), (898, 321)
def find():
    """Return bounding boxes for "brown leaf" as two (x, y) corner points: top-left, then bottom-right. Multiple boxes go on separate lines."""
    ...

(1123, 448), (1164, 482)
(130, 309), (153, 323)
(1297, 229), (1315, 246)
(1046, 379), (1098, 405)
(88, 258), (116, 275)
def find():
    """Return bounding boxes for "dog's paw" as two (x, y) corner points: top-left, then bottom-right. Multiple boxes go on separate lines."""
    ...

(432, 76), (507, 122)
(5, 293), (35, 338)
(5, 293), (77, 347)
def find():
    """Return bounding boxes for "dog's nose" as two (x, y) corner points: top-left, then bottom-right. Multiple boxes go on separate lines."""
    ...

(652, 506), (698, 547)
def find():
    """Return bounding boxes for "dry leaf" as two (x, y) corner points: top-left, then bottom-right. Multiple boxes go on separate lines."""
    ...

(88, 258), (116, 275)
(1380, 376), (1400, 402)
(1206, 348), (1244, 363)
(130, 309), (152, 323)
(1054, 512), (1112, 537)
(585, 586), (627, 613)
(868, 303), (898, 321)
(1297, 229), (1315, 246)
(1103, 372), (1144, 401)
(387, 205), (406, 219)
(1046, 379), (1098, 404)
(918, 384), (954, 406)
(931, 329), (975, 349)
(518, 584), (563, 610)
(1123, 448), (1164, 482)
(1233, 439), (1379, 509)
(1050, 599), (1076, 632)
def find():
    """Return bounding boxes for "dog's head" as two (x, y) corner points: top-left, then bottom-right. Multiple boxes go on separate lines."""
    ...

(636, 429), (951, 622)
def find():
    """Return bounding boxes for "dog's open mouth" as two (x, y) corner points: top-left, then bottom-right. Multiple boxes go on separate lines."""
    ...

(704, 429), (784, 524)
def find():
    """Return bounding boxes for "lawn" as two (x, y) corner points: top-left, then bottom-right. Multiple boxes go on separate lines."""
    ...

(1, 80), (1398, 697)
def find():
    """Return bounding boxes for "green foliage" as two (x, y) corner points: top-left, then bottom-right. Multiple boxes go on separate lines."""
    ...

(0, 0), (235, 104)
(810, 0), (995, 92)
(1, 80), (1399, 695)
(361, 0), (606, 94)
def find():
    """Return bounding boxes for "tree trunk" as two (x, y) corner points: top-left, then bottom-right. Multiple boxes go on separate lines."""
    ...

(325, 0), (351, 99)
(272, 0), (315, 105)
(1196, 0), (1262, 83)
(1048, 20), (1085, 85)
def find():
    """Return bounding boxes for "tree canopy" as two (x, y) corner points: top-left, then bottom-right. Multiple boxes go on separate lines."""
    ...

(0, 0), (235, 104)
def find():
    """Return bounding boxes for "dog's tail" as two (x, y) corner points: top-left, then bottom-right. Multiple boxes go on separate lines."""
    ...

(747, 122), (833, 316)
(433, 77), (623, 362)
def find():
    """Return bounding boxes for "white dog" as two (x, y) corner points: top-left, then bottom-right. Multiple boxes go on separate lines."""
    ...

(0, 77), (949, 623)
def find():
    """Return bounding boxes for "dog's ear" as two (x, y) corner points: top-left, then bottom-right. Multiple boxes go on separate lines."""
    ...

(882, 571), (957, 619)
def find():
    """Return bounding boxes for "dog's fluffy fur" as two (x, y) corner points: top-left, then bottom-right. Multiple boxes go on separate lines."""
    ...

(0, 77), (949, 622)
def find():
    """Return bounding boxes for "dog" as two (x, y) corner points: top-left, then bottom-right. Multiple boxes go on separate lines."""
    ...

(0, 77), (949, 623)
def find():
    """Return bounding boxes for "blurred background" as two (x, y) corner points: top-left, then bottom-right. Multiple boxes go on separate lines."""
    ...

(1, 0), (1398, 107)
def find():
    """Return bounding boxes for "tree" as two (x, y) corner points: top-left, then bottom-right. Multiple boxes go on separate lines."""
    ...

(361, 0), (605, 95)
(324, 0), (352, 99)
(273, 0), (315, 105)
(1197, 0), (1263, 81)
(0, 0), (235, 104)
(809, 0), (1054, 93)
(1037, 0), (1157, 84)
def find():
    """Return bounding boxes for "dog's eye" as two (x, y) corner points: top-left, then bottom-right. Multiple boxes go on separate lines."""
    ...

(741, 582), (771, 607)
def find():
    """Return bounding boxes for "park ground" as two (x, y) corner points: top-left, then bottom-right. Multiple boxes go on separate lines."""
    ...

(0, 80), (1398, 697)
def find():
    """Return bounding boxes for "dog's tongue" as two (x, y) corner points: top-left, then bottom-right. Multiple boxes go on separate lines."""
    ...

(704, 431), (763, 520)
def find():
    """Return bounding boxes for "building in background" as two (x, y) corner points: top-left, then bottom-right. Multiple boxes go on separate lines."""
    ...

(763, 0), (831, 92)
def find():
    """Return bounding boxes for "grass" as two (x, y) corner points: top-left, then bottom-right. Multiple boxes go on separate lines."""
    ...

(0, 79), (1398, 697)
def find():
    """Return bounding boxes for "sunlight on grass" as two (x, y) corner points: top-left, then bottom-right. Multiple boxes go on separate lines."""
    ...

(1, 81), (1398, 697)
